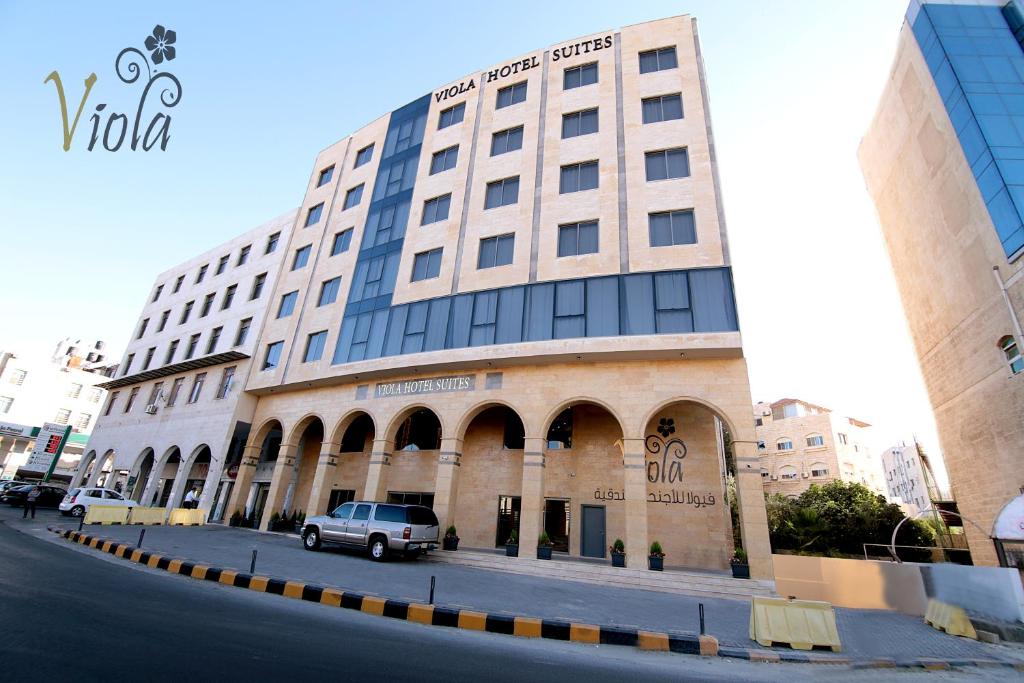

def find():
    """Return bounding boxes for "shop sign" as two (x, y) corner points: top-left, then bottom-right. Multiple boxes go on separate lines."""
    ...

(24, 422), (71, 477)
(374, 375), (475, 398)
(0, 421), (35, 438)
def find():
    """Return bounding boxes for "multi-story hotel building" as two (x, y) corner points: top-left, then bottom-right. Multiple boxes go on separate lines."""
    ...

(753, 399), (884, 497)
(79, 15), (773, 577)
(860, 0), (1024, 566)
(77, 210), (297, 518)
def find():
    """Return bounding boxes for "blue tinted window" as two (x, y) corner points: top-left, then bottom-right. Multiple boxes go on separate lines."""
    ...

(562, 108), (598, 138)
(343, 184), (364, 210)
(560, 161), (599, 194)
(478, 233), (515, 269)
(422, 194), (452, 225)
(262, 341), (283, 370)
(292, 245), (311, 270)
(277, 291), (298, 318)
(430, 145), (459, 174)
(564, 62), (598, 90)
(645, 148), (690, 181)
(491, 126), (524, 156)
(331, 229), (353, 256)
(317, 166), (334, 187)
(496, 81), (527, 108)
(642, 94), (683, 123)
(305, 203), (323, 227)
(558, 221), (599, 257)
(319, 277), (341, 306)
(354, 144), (374, 168)
(303, 331), (328, 363)
(649, 210), (696, 247)
(639, 47), (677, 74)
(484, 177), (519, 209)
(412, 248), (443, 281)
(438, 102), (465, 129)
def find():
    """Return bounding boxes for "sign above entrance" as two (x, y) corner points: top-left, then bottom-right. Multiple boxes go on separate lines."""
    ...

(374, 375), (475, 399)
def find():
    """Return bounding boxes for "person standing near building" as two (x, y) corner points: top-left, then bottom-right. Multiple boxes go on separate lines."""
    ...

(23, 485), (40, 519)
(183, 486), (199, 510)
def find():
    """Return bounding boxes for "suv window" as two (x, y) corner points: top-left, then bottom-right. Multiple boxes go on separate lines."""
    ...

(68, 488), (80, 497)
(373, 505), (406, 523)
(352, 504), (371, 521)
(331, 503), (354, 520)
(408, 506), (439, 526)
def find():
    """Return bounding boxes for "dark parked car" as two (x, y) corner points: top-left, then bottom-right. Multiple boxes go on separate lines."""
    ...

(0, 481), (29, 495)
(2, 485), (67, 508)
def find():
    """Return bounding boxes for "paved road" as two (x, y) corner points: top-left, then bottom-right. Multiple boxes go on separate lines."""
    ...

(2, 512), (1017, 681)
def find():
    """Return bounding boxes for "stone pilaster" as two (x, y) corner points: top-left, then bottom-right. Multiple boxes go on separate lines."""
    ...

(306, 441), (340, 517)
(619, 437), (650, 568)
(432, 437), (464, 534)
(517, 437), (546, 559)
(258, 444), (297, 531)
(733, 441), (774, 580)
(224, 445), (261, 518)
(362, 438), (393, 502)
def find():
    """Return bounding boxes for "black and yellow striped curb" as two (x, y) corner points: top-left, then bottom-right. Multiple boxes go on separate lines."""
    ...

(51, 528), (1024, 670)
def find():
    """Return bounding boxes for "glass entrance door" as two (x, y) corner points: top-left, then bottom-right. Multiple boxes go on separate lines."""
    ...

(495, 495), (521, 546)
(544, 499), (570, 552)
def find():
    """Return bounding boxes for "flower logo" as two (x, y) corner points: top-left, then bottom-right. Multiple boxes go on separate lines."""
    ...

(144, 25), (177, 64)
(657, 418), (675, 438)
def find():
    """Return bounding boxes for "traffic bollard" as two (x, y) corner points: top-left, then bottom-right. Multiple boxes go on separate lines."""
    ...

(699, 603), (705, 635)
(429, 575), (435, 604)
(138, 528), (146, 549)
(250, 549), (258, 574)
(78, 516), (84, 532)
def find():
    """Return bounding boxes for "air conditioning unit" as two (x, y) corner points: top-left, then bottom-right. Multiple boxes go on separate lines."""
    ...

(144, 404), (158, 415)
(802, 472), (809, 478)
(770, 475), (778, 481)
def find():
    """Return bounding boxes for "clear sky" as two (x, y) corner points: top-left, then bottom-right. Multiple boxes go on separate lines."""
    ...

(0, 1), (944, 480)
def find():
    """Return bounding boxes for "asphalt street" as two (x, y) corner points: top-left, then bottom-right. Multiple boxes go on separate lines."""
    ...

(0, 509), (1017, 681)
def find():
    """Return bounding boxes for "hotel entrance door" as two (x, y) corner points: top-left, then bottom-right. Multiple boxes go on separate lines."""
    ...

(580, 505), (606, 558)
(495, 495), (520, 546)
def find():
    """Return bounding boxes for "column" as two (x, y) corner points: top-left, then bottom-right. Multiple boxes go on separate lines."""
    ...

(517, 437), (546, 559)
(259, 444), (297, 531)
(362, 438), (393, 502)
(619, 437), (650, 568)
(164, 463), (190, 510)
(224, 445), (260, 519)
(140, 459), (167, 507)
(306, 441), (340, 517)
(733, 440), (774, 580)
(431, 437), (463, 534)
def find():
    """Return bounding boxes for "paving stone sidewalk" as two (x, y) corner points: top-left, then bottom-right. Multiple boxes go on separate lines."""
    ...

(38, 519), (1024, 664)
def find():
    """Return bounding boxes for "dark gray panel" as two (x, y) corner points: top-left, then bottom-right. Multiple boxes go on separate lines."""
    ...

(365, 309), (390, 359)
(654, 271), (689, 310)
(621, 274), (655, 335)
(585, 276), (619, 337)
(447, 294), (473, 348)
(496, 286), (525, 344)
(332, 317), (356, 364)
(383, 305), (408, 356)
(425, 298), (451, 351)
(690, 269), (738, 332)
(524, 283), (554, 341)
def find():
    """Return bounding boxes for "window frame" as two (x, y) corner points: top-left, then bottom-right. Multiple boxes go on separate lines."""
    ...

(561, 107), (599, 139)
(484, 176), (520, 210)
(421, 194), (452, 226)
(490, 125), (524, 156)
(438, 102), (466, 129)
(641, 93), (683, 124)
(477, 233), (515, 269)
(429, 145), (459, 175)
(563, 61), (598, 90)
(316, 165), (334, 187)
(557, 220), (599, 257)
(411, 248), (443, 282)
(638, 46), (678, 74)
(496, 81), (528, 109)
(331, 228), (354, 255)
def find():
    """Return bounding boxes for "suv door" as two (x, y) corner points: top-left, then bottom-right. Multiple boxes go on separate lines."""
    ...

(346, 504), (373, 545)
(322, 503), (354, 541)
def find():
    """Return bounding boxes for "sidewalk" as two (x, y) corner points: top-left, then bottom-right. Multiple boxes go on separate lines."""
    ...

(29, 516), (1024, 665)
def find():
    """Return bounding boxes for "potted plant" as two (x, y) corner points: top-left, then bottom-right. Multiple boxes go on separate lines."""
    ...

(268, 511), (280, 531)
(537, 531), (553, 560)
(648, 541), (665, 571)
(610, 538), (626, 567)
(228, 510), (242, 527)
(730, 547), (750, 579)
(505, 529), (519, 557)
(443, 525), (460, 551)
(295, 511), (306, 533)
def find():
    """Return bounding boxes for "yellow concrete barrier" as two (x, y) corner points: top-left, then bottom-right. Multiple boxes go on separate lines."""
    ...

(924, 599), (977, 639)
(83, 505), (130, 525)
(749, 596), (842, 652)
(127, 507), (167, 525)
(168, 508), (206, 526)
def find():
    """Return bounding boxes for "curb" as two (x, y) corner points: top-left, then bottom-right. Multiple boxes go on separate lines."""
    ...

(52, 528), (1024, 670)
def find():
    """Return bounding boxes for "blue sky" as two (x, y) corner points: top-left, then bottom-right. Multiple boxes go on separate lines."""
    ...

(0, 1), (939, 471)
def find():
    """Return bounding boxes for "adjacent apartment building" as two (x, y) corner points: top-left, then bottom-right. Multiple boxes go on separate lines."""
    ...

(754, 399), (885, 497)
(79, 16), (774, 577)
(860, 0), (1024, 565)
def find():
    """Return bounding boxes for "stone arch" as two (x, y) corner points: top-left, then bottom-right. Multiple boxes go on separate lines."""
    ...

(281, 416), (325, 516)
(386, 403), (445, 451)
(637, 395), (740, 441)
(171, 444), (212, 507)
(329, 409), (379, 447)
(284, 412), (328, 448)
(129, 447), (156, 502)
(248, 417), (288, 451)
(148, 445), (182, 507)
(87, 449), (116, 486)
(540, 396), (627, 442)
(74, 449), (98, 488)
(454, 399), (531, 442)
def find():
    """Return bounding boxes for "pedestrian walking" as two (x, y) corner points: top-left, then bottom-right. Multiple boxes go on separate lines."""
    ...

(23, 485), (41, 519)
(183, 486), (200, 510)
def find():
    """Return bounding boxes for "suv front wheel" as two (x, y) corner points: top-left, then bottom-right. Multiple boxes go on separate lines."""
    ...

(369, 535), (388, 562)
(303, 528), (321, 551)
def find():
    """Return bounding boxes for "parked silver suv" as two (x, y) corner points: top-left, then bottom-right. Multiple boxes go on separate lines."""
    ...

(301, 501), (439, 561)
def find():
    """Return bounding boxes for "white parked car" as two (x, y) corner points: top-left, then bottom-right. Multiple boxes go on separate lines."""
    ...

(59, 487), (138, 517)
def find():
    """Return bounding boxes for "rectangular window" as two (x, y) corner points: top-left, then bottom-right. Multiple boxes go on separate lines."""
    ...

(187, 373), (206, 404)
(157, 310), (169, 332)
(343, 184), (364, 210)
(74, 412), (91, 431)
(331, 228), (353, 255)
(838, 433), (848, 445)
(642, 94), (683, 123)
(278, 291), (298, 318)
(164, 340), (178, 365)
(122, 355), (134, 376)
(8, 369), (26, 385)
(438, 102), (465, 129)
(152, 284), (163, 302)
(221, 284), (237, 309)
(811, 467), (829, 477)
(354, 144), (374, 168)
(237, 245), (251, 266)
(179, 300), (194, 324)
(173, 275), (184, 293)
(67, 383), (82, 399)
(292, 245), (311, 270)
(206, 327), (222, 355)
(250, 272), (267, 300)
(484, 176), (519, 209)
(558, 221), (599, 257)
(216, 255), (229, 275)
(559, 161), (599, 194)
(124, 387), (140, 413)
(54, 408), (71, 425)
(216, 366), (235, 399)
(200, 293), (215, 317)
(645, 147), (690, 181)
(639, 46), (678, 74)
(142, 347), (155, 370)
(561, 108), (599, 139)
(185, 333), (200, 360)
(496, 81), (527, 108)
(563, 62), (598, 90)
(317, 165), (334, 187)
(421, 194), (451, 225)
(305, 203), (323, 227)
(303, 331), (328, 363)
(265, 231), (280, 254)
(262, 341), (284, 371)
(136, 318), (149, 340)
(648, 210), (696, 247)
(429, 145), (459, 175)
(195, 264), (208, 284)
(234, 317), (252, 346)
(104, 391), (118, 416)
(490, 126), (524, 156)
(807, 435), (825, 447)
(88, 388), (102, 403)
(411, 248), (443, 282)
(147, 382), (163, 407)
(0, 396), (12, 414)
(478, 233), (515, 269)
(318, 277), (341, 306)
(166, 378), (184, 407)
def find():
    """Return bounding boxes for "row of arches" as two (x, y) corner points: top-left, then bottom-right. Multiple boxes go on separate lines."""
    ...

(75, 443), (212, 510)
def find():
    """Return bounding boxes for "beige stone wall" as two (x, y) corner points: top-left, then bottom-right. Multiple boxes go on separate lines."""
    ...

(859, 23), (1024, 565)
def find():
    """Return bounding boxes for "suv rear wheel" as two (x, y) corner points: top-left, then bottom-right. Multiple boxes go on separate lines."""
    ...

(303, 528), (321, 551)
(369, 535), (388, 561)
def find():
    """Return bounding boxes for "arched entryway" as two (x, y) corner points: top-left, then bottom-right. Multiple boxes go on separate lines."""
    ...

(87, 449), (116, 487)
(326, 411), (375, 512)
(74, 450), (97, 488)
(245, 420), (283, 526)
(152, 447), (182, 507)
(280, 416), (324, 519)
(379, 406), (442, 507)
(129, 448), (155, 502)
(173, 444), (211, 508)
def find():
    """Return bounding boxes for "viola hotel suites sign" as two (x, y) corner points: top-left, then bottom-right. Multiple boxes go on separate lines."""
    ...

(374, 375), (475, 398)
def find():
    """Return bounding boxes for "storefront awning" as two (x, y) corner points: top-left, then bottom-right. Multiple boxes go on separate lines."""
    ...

(96, 351), (249, 390)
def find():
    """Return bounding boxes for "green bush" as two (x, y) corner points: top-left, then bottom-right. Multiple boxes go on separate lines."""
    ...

(538, 531), (552, 547)
(507, 529), (518, 545)
(611, 538), (625, 553)
(649, 540), (664, 557)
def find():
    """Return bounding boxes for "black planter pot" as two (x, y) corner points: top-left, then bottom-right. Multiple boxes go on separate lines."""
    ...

(506, 543), (519, 557)
(611, 552), (626, 567)
(228, 518), (240, 528)
(443, 537), (459, 551)
(731, 562), (750, 579)
(537, 546), (552, 560)
(648, 555), (664, 571)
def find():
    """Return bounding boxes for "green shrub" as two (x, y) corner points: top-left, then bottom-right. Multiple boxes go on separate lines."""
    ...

(649, 540), (664, 557)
